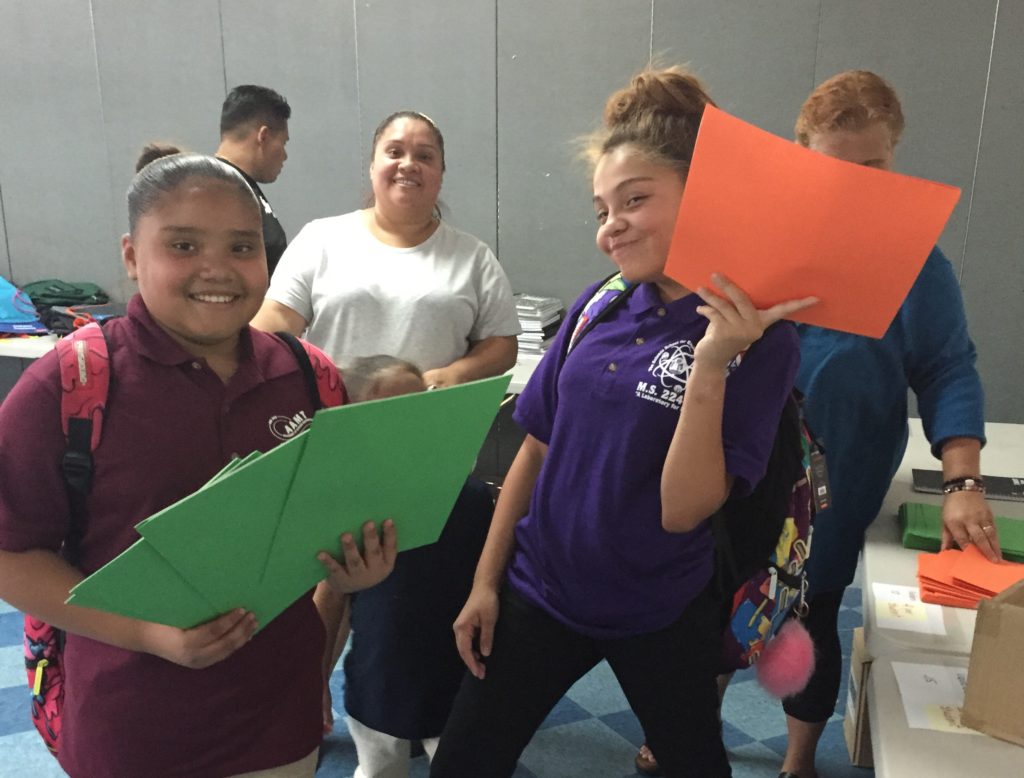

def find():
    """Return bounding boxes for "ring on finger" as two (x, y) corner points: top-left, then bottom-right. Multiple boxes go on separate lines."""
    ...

(982, 524), (995, 534)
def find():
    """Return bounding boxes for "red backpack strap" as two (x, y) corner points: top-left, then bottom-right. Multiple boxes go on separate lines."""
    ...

(300, 340), (347, 408)
(55, 323), (110, 499)
(274, 331), (347, 409)
(25, 324), (109, 757)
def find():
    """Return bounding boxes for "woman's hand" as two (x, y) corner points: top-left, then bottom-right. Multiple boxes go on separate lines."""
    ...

(423, 366), (461, 389)
(693, 273), (817, 370)
(453, 585), (500, 679)
(138, 608), (258, 669)
(941, 490), (1001, 561)
(318, 520), (397, 595)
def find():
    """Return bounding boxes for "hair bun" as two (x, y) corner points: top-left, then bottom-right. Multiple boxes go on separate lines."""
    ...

(603, 66), (714, 129)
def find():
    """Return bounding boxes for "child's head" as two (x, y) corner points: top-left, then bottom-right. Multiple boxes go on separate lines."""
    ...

(795, 70), (903, 170)
(585, 66), (715, 287)
(343, 356), (426, 402)
(122, 154), (267, 357)
(135, 142), (183, 173)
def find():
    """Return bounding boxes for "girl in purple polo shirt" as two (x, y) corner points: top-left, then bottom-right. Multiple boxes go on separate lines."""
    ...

(430, 67), (816, 778)
(0, 154), (397, 778)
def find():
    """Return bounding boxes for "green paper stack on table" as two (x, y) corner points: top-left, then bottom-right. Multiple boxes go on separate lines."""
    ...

(899, 502), (1024, 563)
(66, 375), (511, 629)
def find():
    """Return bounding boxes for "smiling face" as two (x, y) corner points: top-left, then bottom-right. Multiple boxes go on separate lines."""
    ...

(369, 117), (444, 217)
(806, 121), (894, 170)
(593, 145), (687, 289)
(122, 177), (267, 359)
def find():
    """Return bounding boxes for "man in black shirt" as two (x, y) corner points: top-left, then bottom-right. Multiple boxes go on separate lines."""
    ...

(215, 85), (291, 278)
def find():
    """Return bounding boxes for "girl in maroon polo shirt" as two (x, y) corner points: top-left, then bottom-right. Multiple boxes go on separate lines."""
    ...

(0, 154), (397, 777)
(430, 68), (816, 778)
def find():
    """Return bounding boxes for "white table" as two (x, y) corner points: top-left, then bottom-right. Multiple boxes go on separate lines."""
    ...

(506, 354), (541, 395)
(868, 652), (1023, 777)
(0, 334), (57, 359)
(861, 419), (1024, 775)
(862, 420), (1024, 658)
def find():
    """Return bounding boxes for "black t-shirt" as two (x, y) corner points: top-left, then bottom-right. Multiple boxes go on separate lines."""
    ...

(217, 158), (288, 278)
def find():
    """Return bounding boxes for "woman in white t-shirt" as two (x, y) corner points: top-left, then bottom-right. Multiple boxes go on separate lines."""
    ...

(252, 111), (520, 388)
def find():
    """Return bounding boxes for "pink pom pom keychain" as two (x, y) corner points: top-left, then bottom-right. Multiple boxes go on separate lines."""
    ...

(755, 618), (816, 699)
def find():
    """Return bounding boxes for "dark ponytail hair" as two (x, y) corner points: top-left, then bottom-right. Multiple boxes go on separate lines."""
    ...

(127, 153), (258, 235)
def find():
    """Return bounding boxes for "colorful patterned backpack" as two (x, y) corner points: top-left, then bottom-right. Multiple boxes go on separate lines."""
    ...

(715, 390), (824, 671)
(23, 323), (343, 755)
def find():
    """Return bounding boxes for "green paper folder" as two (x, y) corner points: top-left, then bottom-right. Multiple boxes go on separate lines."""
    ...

(66, 374), (510, 630)
(67, 538), (219, 628)
(898, 502), (1024, 563)
(262, 374), (512, 595)
(135, 434), (308, 623)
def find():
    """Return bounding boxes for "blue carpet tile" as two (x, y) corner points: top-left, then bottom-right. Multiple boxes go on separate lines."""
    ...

(0, 588), (871, 777)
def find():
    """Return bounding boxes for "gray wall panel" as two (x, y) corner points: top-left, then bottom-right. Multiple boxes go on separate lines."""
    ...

(815, 0), (998, 265)
(497, 0), (652, 304)
(653, 0), (821, 137)
(91, 0), (225, 299)
(356, 0), (497, 252)
(959, 1), (1024, 423)
(0, 2), (118, 293)
(1, 2), (1021, 421)
(221, 0), (362, 238)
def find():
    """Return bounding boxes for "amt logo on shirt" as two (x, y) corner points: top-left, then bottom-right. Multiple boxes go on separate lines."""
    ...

(268, 410), (312, 441)
(636, 339), (695, 411)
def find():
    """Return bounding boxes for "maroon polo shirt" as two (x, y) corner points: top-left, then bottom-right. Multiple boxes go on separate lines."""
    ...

(0, 296), (327, 777)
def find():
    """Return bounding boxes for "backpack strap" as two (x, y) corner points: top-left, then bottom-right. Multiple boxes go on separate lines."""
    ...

(55, 323), (110, 511)
(566, 272), (638, 356)
(274, 331), (347, 410)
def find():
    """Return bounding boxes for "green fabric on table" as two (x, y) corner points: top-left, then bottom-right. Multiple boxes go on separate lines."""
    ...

(899, 502), (1024, 562)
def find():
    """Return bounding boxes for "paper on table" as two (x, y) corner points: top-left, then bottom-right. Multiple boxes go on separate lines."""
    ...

(873, 582), (947, 635)
(665, 106), (961, 338)
(951, 543), (1024, 594)
(262, 375), (511, 594)
(891, 661), (979, 734)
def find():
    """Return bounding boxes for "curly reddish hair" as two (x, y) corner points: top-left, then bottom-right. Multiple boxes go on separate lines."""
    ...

(795, 70), (904, 147)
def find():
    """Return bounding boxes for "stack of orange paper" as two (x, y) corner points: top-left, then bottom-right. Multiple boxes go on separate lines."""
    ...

(917, 544), (1024, 608)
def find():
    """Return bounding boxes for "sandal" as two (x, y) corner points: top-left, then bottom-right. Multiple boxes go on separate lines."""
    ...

(634, 743), (663, 776)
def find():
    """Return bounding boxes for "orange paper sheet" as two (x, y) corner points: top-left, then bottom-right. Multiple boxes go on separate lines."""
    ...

(917, 546), (1024, 608)
(666, 106), (961, 338)
(951, 543), (1024, 594)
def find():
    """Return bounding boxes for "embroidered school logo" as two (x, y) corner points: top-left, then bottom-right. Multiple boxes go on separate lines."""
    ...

(635, 339), (695, 410)
(635, 341), (744, 411)
(268, 410), (312, 441)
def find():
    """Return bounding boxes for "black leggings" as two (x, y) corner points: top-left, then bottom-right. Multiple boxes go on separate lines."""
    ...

(781, 589), (845, 723)
(430, 586), (731, 778)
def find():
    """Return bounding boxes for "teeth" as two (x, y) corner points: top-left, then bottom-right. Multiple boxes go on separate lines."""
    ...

(192, 294), (236, 303)
(394, 178), (419, 187)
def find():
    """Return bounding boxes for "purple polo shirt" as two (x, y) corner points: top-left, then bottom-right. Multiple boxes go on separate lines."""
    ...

(508, 281), (799, 639)
(0, 296), (326, 777)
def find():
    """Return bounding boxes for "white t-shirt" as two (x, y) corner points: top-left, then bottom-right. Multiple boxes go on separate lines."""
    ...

(266, 210), (520, 371)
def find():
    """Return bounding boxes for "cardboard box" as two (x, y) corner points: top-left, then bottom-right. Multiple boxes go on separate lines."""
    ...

(843, 626), (874, 767)
(962, 579), (1024, 745)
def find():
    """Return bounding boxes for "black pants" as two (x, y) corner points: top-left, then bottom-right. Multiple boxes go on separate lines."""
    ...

(430, 586), (731, 778)
(781, 589), (844, 723)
